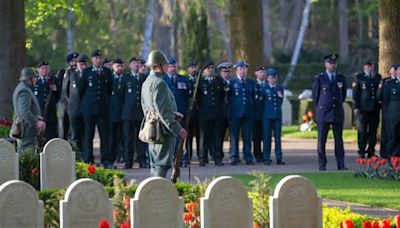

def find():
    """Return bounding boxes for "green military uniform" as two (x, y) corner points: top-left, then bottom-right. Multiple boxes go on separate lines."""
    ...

(141, 70), (182, 177)
(13, 68), (42, 152)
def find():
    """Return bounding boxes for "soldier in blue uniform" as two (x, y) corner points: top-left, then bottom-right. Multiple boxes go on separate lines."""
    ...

(382, 65), (400, 158)
(186, 63), (200, 161)
(57, 52), (79, 140)
(33, 60), (59, 143)
(120, 57), (147, 169)
(197, 61), (225, 166)
(217, 61), (233, 159)
(352, 61), (382, 158)
(253, 66), (266, 162)
(67, 54), (88, 149)
(227, 60), (255, 165)
(377, 64), (397, 158)
(262, 68), (285, 165)
(312, 54), (347, 171)
(109, 58), (124, 166)
(78, 49), (113, 168)
(163, 57), (190, 167)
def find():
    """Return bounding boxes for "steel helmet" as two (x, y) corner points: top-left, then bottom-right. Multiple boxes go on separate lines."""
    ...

(146, 49), (168, 67)
(19, 67), (36, 81)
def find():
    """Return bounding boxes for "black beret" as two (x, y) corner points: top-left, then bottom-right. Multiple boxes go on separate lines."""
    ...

(37, 60), (49, 67)
(139, 58), (146, 64)
(66, 52), (79, 63)
(129, 57), (139, 63)
(324, 54), (339, 63)
(203, 60), (214, 69)
(255, 66), (265, 71)
(187, 63), (196, 68)
(77, 54), (88, 63)
(102, 58), (111, 65)
(113, 58), (124, 64)
(91, 49), (102, 57)
(364, 60), (372, 66)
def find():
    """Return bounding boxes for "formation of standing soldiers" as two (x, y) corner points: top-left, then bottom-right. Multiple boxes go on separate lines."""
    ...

(32, 49), (286, 169)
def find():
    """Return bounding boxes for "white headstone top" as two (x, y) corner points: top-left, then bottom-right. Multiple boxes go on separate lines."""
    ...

(0, 139), (18, 185)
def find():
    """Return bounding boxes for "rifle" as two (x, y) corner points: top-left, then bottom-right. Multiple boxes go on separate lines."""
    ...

(171, 66), (205, 183)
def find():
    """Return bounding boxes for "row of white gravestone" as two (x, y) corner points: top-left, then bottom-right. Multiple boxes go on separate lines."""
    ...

(0, 175), (322, 228)
(0, 138), (76, 190)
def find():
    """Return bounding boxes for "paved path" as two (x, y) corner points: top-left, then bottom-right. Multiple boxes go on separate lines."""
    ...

(93, 136), (400, 218)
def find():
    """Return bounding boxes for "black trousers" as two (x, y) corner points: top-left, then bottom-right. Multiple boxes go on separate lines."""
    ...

(317, 121), (345, 169)
(69, 114), (84, 150)
(199, 120), (223, 162)
(58, 111), (70, 140)
(82, 115), (111, 164)
(356, 109), (380, 157)
(219, 117), (229, 159)
(186, 116), (200, 160)
(123, 120), (145, 165)
(380, 109), (388, 158)
(252, 119), (263, 161)
(45, 120), (58, 142)
(110, 121), (123, 163)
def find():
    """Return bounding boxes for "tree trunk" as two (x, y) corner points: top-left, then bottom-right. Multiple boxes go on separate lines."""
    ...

(0, 0), (26, 119)
(338, 0), (349, 61)
(229, 0), (263, 75)
(284, 0), (302, 54)
(170, 0), (179, 61)
(154, 0), (172, 56)
(109, 1), (122, 57)
(279, 0), (289, 47)
(140, 0), (155, 59)
(378, 0), (400, 77)
(284, 0), (311, 87)
(355, 0), (363, 46)
(262, 0), (273, 64)
(206, 0), (232, 60)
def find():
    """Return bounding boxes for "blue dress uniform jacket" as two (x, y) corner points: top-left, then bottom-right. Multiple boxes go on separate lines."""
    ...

(353, 73), (381, 112)
(262, 84), (284, 162)
(197, 76), (225, 122)
(163, 74), (189, 115)
(120, 73), (146, 121)
(226, 76), (255, 164)
(312, 71), (347, 170)
(227, 77), (255, 119)
(79, 67), (113, 117)
(312, 72), (347, 123)
(262, 84), (284, 119)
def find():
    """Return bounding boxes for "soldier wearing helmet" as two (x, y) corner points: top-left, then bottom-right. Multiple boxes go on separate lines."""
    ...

(141, 49), (188, 178)
(12, 67), (46, 151)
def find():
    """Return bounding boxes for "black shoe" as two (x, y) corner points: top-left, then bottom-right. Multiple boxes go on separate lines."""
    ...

(367, 153), (375, 158)
(124, 163), (133, 169)
(199, 162), (206, 167)
(231, 160), (238, 166)
(215, 161), (224, 166)
(139, 163), (149, 168)
(338, 167), (348, 170)
(255, 158), (264, 163)
(103, 163), (115, 169)
(180, 161), (189, 168)
(246, 160), (255, 165)
(319, 167), (326, 171)
(277, 160), (286, 165)
(264, 159), (272, 165)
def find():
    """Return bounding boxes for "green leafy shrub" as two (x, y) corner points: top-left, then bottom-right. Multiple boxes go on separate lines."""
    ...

(39, 189), (65, 227)
(19, 148), (40, 190)
(322, 206), (374, 228)
(0, 125), (11, 137)
(75, 162), (125, 186)
(248, 172), (271, 228)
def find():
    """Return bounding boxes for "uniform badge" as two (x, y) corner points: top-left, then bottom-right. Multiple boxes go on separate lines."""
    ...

(89, 82), (93, 87)
(352, 82), (357, 88)
(177, 82), (187, 89)
(112, 91), (115, 95)
(362, 83), (366, 90)
(34, 91), (38, 95)
(337, 82), (343, 88)
(128, 89), (132, 93)
(204, 90), (208, 95)
(379, 83), (383, 89)
(255, 95), (258, 99)
(235, 92), (239, 96)
(73, 83), (76, 88)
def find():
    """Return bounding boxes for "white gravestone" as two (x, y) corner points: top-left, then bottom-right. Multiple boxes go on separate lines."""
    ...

(0, 180), (44, 228)
(282, 96), (293, 125)
(60, 178), (113, 228)
(40, 138), (76, 190)
(201, 176), (253, 228)
(0, 139), (18, 185)
(343, 102), (353, 129)
(131, 177), (184, 228)
(269, 175), (322, 228)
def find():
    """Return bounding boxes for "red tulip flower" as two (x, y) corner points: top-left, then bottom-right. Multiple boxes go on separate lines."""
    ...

(88, 164), (96, 175)
(362, 221), (372, 228)
(379, 219), (391, 228)
(307, 111), (314, 118)
(120, 222), (130, 228)
(341, 219), (354, 228)
(98, 220), (110, 228)
(302, 114), (309, 122)
(395, 215), (400, 228)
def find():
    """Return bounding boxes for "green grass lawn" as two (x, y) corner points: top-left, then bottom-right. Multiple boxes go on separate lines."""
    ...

(233, 172), (400, 210)
(282, 125), (357, 142)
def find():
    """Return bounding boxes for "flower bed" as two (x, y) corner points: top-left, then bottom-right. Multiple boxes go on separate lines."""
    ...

(354, 156), (400, 180)
(0, 119), (12, 138)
